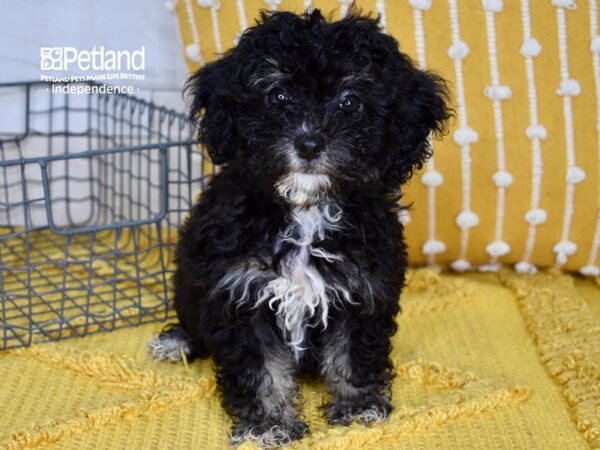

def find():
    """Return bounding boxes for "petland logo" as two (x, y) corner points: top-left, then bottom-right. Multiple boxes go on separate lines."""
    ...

(40, 46), (146, 94)
(40, 46), (145, 72)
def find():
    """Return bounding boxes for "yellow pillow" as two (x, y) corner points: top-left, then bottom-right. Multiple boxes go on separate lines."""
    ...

(172, 0), (600, 275)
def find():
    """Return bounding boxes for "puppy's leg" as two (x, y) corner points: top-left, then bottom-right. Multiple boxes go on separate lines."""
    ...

(147, 323), (209, 362)
(148, 265), (210, 363)
(215, 319), (307, 447)
(320, 315), (395, 426)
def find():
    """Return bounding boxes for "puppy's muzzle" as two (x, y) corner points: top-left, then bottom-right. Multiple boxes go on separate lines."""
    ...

(294, 134), (325, 161)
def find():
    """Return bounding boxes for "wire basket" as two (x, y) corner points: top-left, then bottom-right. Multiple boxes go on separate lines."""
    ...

(0, 81), (208, 349)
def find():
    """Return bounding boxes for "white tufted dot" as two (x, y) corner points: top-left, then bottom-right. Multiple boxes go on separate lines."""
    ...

(408, 0), (432, 10)
(455, 210), (479, 230)
(486, 240), (511, 257)
(492, 170), (513, 188)
(551, 0), (576, 9)
(520, 38), (541, 57)
(479, 263), (501, 272)
(197, 0), (218, 7)
(185, 44), (201, 62)
(233, 33), (242, 46)
(422, 239), (446, 255)
(524, 208), (547, 225)
(397, 210), (411, 225)
(580, 265), (600, 276)
(421, 170), (443, 187)
(556, 79), (581, 96)
(525, 124), (547, 140)
(451, 259), (471, 272)
(565, 166), (586, 184)
(553, 240), (577, 254)
(481, 0), (503, 12)
(452, 127), (478, 146)
(484, 85), (512, 101)
(553, 240), (577, 265)
(447, 41), (469, 60)
(515, 261), (537, 274)
(165, 0), (176, 12)
(591, 36), (600, 53)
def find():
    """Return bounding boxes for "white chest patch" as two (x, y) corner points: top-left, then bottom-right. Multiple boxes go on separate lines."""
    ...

(275, 172), (331, 206)
(256, 204), (350, 359)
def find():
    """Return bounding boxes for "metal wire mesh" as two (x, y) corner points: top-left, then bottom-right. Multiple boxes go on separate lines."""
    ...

(0, 81), (209, 349)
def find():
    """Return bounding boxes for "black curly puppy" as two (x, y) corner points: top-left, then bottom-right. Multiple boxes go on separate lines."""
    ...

(149, 9), (449, 447)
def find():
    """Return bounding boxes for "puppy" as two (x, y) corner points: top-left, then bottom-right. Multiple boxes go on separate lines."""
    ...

(149, 9), (449, 448)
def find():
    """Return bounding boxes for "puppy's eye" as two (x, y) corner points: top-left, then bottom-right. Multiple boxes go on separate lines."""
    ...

(339, 94), (362, 113)
(270, 90), (290, 106)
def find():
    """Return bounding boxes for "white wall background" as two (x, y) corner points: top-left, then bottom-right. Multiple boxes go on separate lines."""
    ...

(0, 0), (188, 112)
(0, 1), (192, 228)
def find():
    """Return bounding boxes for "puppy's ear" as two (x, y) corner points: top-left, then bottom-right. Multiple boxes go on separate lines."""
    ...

(185, 55), (239, 165)
(385, 65), (450, 185)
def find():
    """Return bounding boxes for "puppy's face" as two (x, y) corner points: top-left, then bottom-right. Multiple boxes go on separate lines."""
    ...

(187, 10), (449, 205)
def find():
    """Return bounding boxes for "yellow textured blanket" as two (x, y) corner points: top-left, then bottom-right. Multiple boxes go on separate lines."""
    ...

(1, 269), (599, 449)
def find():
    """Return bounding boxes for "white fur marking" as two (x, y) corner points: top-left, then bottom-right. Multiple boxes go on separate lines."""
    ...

(257, 205), (348, 359)
(275, 173), (331, 206)
(147, 334), (189, 362)
(212, 204), (356, 359)
(230, 425), (292, 448)
(211, 259), (267, 307)
(345, 405), (388, 424)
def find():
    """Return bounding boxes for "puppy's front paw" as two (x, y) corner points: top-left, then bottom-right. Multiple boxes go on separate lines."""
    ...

(147, 325), (191, 362)
(323, 394), (392, 426)
(230, 418), (308, 448)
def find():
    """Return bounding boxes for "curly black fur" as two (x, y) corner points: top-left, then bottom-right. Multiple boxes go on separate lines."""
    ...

(151, 8), (449, 447)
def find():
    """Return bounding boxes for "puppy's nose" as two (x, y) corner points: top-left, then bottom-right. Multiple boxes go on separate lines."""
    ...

(294, 134), (325, 161)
